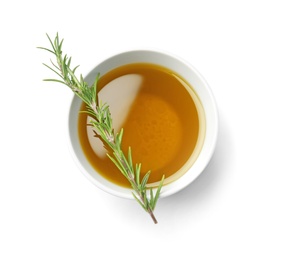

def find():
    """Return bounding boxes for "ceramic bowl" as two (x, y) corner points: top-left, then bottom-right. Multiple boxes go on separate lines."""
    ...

(68, 50), (218, 199)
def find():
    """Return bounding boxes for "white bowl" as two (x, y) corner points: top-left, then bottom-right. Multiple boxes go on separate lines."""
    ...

(68, 50), (218, 199)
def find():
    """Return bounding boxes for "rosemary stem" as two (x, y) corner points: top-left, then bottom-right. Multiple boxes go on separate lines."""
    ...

(39, 33), (164, 223)
(149, 210), (158, 224)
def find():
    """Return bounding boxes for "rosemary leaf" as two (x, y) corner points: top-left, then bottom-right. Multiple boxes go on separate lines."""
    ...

(152, 175), (165, 210)
(106, 153), (128, 178)
(135, 163), (141, 185)
(132, 192), (147, 211)
(127, 147), (134, 173)
(43, 79), (66, 85)
(37, 46), (55, 54)
(42, 63), (64, 79)
(141, 171), (151, 190)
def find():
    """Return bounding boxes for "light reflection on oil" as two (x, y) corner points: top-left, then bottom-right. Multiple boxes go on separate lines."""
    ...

(86, 74), (143, 158)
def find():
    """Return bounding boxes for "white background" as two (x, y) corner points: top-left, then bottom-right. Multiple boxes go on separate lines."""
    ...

(1, 0), (285, 259)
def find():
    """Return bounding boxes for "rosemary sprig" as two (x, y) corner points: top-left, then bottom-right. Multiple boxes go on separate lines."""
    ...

(38, 33), (164, 224)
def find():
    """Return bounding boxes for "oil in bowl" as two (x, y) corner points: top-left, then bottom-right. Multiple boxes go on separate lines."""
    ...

(78, 63), (205, 187)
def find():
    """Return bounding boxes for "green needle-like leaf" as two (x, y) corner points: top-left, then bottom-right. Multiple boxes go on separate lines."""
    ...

(127, 147), (134, 173)
(141, 171), (151, 190)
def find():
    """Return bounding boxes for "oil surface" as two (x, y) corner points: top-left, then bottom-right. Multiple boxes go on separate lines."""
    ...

(78, 63), (200, 187)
